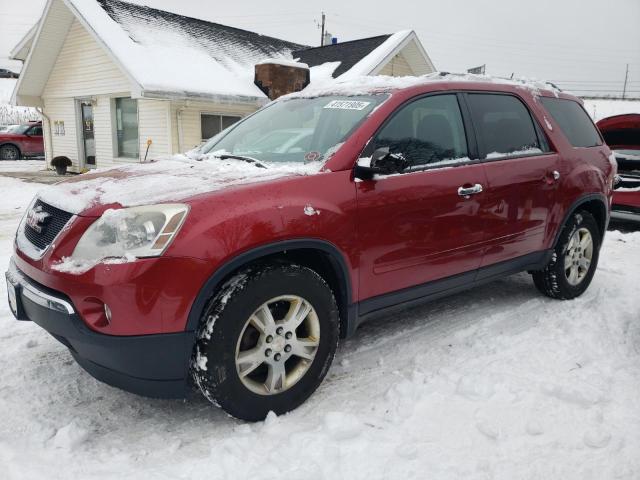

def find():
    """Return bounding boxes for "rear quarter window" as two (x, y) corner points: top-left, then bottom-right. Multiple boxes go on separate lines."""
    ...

(540, 97), (602, 148)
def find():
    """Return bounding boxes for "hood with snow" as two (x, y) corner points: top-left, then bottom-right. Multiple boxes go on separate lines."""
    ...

(36, 154), (323, 216)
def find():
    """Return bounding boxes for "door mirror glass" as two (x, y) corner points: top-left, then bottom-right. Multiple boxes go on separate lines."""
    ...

(355, 147), (407, 180)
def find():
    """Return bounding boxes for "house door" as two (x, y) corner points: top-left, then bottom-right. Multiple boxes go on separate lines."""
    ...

(80, 101), (96, 168)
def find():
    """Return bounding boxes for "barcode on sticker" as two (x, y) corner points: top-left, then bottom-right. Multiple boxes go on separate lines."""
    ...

(324, 100), (371, 110)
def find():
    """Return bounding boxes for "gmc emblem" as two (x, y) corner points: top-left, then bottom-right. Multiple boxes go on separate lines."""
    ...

(25, 205), (51, 234)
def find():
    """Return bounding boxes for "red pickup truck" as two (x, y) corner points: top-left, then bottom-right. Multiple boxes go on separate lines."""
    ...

(596, 114), (640, 223)
(0, 121), (44, 160)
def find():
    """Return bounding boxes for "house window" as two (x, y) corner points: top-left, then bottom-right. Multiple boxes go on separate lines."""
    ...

(115, 97), (139, 158)
(201, 114), (241, 141)
(54, 121), (65, 136)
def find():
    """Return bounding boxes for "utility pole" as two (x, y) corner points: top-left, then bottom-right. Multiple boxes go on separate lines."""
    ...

(622, 63), (629, 99)
(320, 12), (326, 46)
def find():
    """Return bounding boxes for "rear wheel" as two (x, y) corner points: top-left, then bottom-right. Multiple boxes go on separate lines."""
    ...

(191, 263), (339, 421)
(0, 145), (20, 160)
(532, 210), (601, 299)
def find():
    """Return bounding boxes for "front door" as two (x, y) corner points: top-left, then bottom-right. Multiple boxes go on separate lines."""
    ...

(79, 101), (96, 168)
(356, 94), (488, 307)
(463, 93), (559, 268)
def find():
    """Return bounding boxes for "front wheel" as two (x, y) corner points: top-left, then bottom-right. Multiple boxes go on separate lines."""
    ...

(0, 145), (20, 160)
(532, 210), (601, 299)
(191, 263), (339, 421)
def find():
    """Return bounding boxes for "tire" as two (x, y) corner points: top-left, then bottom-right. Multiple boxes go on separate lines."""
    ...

(191, 263), (339, 421)
(0, 144), (20, 160)
(532, 210), (601, 299)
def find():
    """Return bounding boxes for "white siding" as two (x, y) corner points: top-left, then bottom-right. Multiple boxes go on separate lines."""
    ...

(40, 18), (135, 169)
(43, 19), (131, 98)
(138, 99), (172, 160)
(93, 95), (115, 167)
(378, 52), (415, 77)
(43, 97), (79, 169)
(170, 100), (260, 153)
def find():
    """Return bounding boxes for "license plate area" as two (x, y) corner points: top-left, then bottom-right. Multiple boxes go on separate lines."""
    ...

(6, 278), (26, 320)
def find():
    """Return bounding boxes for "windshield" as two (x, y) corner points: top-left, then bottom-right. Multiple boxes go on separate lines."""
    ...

(8, 125), (30, 134)
(199, 95), (387, 164)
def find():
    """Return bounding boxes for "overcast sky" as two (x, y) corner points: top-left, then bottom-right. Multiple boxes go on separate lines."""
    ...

(1, 0), (639, 97)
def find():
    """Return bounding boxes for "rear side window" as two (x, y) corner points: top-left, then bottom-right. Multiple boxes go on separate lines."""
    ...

(467, 94), (543, 159)
(373, 94), (469, 168)
(540, 97), (601, 148)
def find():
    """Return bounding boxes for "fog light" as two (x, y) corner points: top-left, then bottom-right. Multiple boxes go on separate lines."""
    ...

(104, 304), (112, 324)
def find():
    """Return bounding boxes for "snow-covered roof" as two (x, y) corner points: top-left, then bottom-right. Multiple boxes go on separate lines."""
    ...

(12, 0), (435, 105)
(74, 0), (307, 101)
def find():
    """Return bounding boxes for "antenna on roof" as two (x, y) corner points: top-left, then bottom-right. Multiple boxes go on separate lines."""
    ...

(320, 12), (326, 46)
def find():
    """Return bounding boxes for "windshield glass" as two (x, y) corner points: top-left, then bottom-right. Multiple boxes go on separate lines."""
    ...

(8, 125), (30, 134)
(199, 95), (387, 164)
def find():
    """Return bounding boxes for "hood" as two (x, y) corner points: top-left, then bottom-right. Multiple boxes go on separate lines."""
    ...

(596, 114), (640, 150)
(36, 156), (323, 216)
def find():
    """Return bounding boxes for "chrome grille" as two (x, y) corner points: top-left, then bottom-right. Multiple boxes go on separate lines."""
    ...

(23, 200), (73, 251)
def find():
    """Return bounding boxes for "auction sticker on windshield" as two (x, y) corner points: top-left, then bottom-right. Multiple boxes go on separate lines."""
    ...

(324, 100), (371, 110)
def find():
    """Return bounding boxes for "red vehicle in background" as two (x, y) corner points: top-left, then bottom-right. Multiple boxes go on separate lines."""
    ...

(597, 114), (640, 223)
(0, 121), (44, 160)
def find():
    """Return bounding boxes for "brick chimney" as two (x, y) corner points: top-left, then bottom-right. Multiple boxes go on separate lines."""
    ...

(254, 61), (310, 100)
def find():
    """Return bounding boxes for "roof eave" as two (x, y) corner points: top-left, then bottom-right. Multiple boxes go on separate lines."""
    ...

(368, 31), (434, 76)
(10, 0), (55, 106)
(140, 89), (268, 106)
(9, 23), (38, 61)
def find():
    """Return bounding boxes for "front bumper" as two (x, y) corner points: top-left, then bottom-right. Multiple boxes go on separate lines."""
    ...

(6, 260), (195, 398)
(611, 206), (640, 223)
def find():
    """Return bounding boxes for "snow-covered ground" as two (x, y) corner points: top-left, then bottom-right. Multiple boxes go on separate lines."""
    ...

(0, 159), (45, 172)
(1, 168), (640, 479)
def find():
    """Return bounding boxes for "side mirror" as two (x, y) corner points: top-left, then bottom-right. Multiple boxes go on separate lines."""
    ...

(354, 147), (406, 180)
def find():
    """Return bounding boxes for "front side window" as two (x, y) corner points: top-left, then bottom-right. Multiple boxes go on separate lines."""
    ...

(199, 95), (387, 164)
(201, 114), (242, 141)
(115, 97), (139, 159)
(467, 93), (542, 158)
(541, 97), (602, 148)
(28, 126), (43, 136)
(373, 94), (469, 168)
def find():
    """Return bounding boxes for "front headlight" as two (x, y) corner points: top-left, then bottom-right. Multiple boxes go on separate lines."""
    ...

(70, 204), (189, 262)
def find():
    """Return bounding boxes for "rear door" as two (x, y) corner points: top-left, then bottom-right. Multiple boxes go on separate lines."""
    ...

(356, 93), (489, 306)
(464, 93), (560, 269)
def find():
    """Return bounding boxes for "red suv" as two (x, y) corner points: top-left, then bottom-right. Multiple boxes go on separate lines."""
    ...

(0, 121), (44, 160)
(5, 76), (615, 421)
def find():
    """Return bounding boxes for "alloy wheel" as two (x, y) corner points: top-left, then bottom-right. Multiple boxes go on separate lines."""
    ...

(564, 227), (593, 286)
(235, 295), (320, 395)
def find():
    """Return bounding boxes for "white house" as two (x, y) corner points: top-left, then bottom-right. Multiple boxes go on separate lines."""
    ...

(12, 0), (436, 172)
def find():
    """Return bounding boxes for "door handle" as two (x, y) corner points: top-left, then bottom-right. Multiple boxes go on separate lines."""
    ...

(543, 170), (561, 184)
(457, 183), (483, 198)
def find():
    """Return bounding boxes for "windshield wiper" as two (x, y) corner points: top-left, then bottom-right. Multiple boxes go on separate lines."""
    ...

(217, 154), (268, 169)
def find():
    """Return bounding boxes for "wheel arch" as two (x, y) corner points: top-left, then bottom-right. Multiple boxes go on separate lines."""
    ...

(554, 193), (609, 247)
(185, 239), (356, 338)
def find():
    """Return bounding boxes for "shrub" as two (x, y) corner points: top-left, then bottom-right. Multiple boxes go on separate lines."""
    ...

(51, 156), (72, 168)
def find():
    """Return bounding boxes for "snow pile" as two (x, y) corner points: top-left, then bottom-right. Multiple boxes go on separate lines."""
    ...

(486, 147), (543, 159)
(37, 155), (323, 215)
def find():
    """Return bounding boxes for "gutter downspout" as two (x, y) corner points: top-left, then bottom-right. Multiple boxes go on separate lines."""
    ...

(177, 104), (187, 153)
(36, 107), (53, 170)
